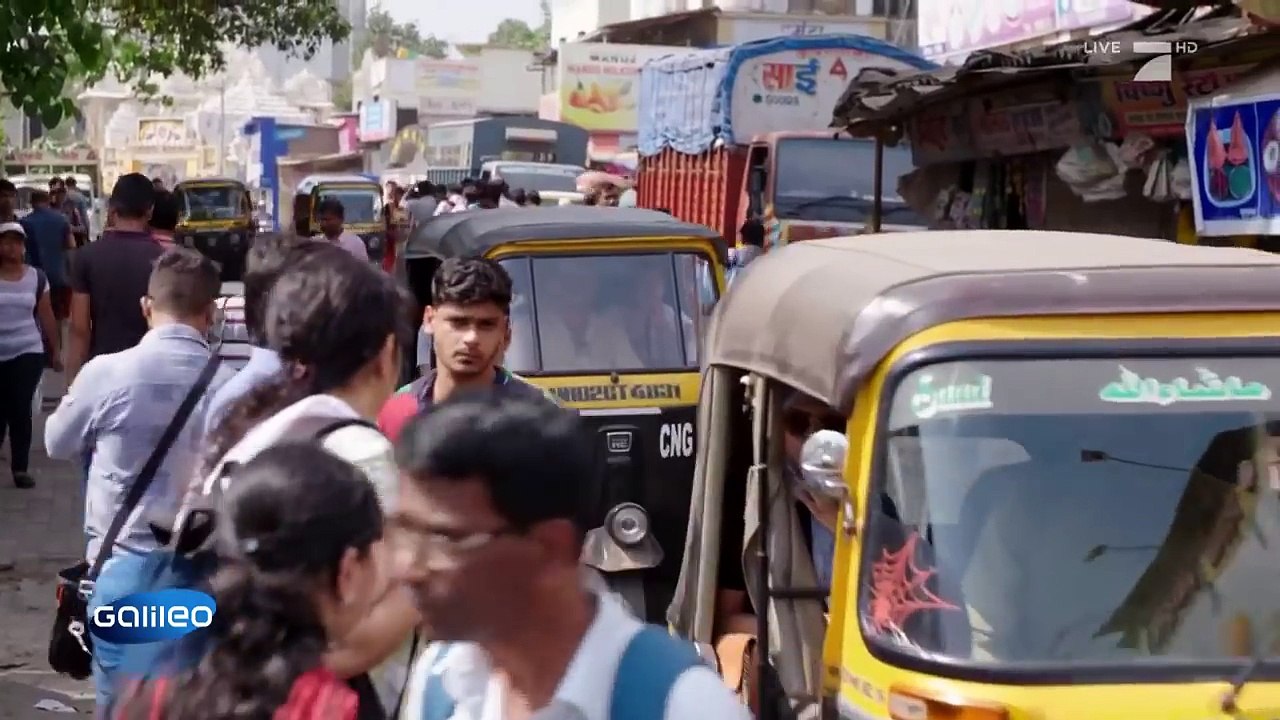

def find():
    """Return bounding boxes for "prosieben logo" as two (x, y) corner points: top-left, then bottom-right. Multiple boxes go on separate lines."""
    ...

(1081, 39), (1199, 83)
(90, 589), (217, 645)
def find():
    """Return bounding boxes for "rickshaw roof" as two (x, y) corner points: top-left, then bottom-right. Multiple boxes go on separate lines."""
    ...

(404, 206), (723, 260)
(175, 177), (245, 187)
(296, 174), (379, 193)
(710, 230), (1280, 414)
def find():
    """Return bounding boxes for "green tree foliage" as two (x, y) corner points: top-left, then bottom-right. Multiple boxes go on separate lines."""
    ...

(487, 1), (551, 53)
(0, 0), (350, 128)
(359, 9), (448, 61)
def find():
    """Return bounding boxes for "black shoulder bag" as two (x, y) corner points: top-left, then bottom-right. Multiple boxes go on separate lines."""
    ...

(48, 355), (223, 679)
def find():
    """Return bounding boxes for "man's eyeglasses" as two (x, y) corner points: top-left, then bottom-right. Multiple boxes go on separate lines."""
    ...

(387, 519), (516, 564)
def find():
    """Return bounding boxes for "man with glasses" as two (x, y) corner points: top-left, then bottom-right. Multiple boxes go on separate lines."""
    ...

(391, 393), (750, 720)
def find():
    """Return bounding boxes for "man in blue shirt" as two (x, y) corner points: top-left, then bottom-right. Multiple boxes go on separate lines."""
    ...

(21, 189), (73, 322)
(45, 248), (233, 710)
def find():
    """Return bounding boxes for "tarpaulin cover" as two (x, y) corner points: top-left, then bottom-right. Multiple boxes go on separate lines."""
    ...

(637, 34), (933, 157)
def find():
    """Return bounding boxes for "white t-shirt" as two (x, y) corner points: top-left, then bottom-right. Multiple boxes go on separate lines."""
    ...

(314, 231), (370, 261)
(400, 590), (751, 720)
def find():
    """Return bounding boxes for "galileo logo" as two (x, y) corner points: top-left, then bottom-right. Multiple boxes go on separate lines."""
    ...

(89, 589), (216, 645)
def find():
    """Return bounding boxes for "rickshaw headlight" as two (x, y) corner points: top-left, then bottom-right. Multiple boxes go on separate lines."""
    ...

(606, 503), (648, 546)
(228, 232), (241, 245)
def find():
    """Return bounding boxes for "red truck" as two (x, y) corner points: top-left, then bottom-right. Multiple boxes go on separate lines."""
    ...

(635, 35), (934, 246)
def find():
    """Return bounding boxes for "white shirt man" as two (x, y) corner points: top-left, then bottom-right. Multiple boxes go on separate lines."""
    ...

(400, 589), (751, 720)
(313, 230), (369, 261)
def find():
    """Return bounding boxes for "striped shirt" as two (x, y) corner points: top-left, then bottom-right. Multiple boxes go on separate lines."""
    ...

(0, 266), (44, 361)
(213, 293), (252, 370)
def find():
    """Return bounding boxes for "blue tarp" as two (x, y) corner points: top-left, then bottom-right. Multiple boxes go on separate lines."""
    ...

(637, 35), (934, 157)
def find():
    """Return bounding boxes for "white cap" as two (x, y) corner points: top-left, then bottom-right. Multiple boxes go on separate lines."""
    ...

(0, 221), (24, 237)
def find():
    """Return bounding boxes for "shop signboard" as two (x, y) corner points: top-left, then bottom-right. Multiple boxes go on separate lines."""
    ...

(908, 87), (1082, 164)
(918, 0), (1056, 61)
(1186, 91), (1280, 236)
(1086, 65), (1256, 139)
(558, 43), (681, 133)
(1054, 0), (1134, 34)
(414, 60), (480, 118)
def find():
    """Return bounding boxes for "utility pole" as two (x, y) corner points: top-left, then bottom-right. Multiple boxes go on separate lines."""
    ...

(217, 79), (227, 175)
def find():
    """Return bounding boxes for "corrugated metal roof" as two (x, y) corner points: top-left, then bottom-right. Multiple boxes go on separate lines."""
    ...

(831, 8), (1267, 132)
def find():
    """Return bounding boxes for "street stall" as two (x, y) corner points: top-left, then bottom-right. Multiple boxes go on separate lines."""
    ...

(830, 7), (1275, 241)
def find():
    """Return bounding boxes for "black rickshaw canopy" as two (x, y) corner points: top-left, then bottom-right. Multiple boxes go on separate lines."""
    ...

(403, 206), (725, 261)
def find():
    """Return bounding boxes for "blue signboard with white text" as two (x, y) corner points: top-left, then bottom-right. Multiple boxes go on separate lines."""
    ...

(1186, 92), (1280, 236)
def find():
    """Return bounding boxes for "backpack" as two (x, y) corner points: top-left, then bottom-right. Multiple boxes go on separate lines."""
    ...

(114, 419), (386, 682)
(419, 626), (702, 720)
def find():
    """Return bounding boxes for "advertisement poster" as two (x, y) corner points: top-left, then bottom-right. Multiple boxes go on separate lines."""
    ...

(919, 0), (1136, 62)
(918, 0), (1056, 61)
(558, 43), (680, 133)
(1186, 93), (1280, 236)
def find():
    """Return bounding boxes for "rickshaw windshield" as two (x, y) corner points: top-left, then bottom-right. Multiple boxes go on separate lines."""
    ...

(498, 251), (716, 374)
(177, 185), (243, 221)
(317, 188), (381, 224)
(866, 357), (1280, 667)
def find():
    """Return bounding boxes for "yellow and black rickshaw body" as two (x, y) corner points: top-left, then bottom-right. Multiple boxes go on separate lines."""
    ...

(294, 174), (386, 264)
(403, 206), (727, 622)
(173, 178), (255, 282)
(674, 230), (1280, 719)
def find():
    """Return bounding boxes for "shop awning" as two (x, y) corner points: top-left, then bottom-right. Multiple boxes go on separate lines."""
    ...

(830, 7), (1267, 135)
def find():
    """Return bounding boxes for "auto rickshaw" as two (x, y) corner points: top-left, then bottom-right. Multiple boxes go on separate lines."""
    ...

(293, 174), (386, 264)
(173, 178), (255, 281)
(673, 230), (1280, 719)
(403, 206), (726, 622)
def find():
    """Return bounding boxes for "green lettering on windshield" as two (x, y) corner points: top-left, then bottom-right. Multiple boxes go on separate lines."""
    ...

(1098, 365), (1272, 406)
(910, 374), (993, 419)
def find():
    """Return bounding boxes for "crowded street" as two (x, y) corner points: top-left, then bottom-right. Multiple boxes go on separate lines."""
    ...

(7, 0), (1280, 717)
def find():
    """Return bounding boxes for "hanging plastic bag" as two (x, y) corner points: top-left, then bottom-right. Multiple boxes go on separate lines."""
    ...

(1056, 142), (1118, 187)
(1143, 151), (1173, 202)
(1119, 133), (1157, 170)
(1057, 142), (1128, 202)
(1170, 156), (1192, 201)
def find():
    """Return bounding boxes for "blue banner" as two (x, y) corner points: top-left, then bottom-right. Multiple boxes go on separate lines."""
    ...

(1186, 93), (1280, 236)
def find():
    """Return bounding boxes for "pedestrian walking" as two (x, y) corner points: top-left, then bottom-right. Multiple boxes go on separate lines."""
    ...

(190, 249), (418, 718)
(20, 189), (74, 327)
(203, 235), (337, 430)
(45, 247), (231, 709)
(393, 393), (752, 720)
(377, 258), (556, 443)
(314, 198), (371, 262)
(66, 173), (165, 382)
(0, 222), (61, 488)
(115, 442), (388, 720)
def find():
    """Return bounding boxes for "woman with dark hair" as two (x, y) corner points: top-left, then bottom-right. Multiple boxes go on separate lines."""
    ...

(117, 442), (387, 720)
(202, 249), (412, 477)
(183, 249), (417, 717)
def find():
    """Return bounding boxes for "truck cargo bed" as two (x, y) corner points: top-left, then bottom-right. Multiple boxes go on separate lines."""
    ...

(636, 146), (746, 241)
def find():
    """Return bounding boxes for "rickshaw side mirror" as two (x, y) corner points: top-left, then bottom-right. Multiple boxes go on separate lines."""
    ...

(800, 430), (857, 536)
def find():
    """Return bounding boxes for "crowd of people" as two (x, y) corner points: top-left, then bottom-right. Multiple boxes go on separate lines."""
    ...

(0, 171), (752, 720)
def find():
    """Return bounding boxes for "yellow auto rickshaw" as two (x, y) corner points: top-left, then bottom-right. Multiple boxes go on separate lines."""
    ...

(673, 230), (1280, 719)
(404, 206), (726, 623)
(173, 178), (255, 281)
(292, 174), (385, 264)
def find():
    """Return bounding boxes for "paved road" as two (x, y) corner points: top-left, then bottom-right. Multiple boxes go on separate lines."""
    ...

(0, 371), (93, 713)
